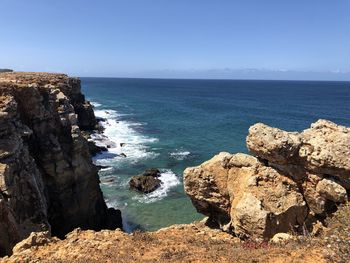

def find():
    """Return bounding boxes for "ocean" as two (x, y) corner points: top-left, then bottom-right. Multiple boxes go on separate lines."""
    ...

(81, 78), (350, 232)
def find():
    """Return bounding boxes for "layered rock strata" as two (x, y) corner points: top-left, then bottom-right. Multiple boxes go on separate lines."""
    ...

(0, 72), (122, 256)
(184, 120), (349, 239)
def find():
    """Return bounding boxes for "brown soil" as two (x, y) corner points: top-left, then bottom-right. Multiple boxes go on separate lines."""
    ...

(3, 204), (350, 263)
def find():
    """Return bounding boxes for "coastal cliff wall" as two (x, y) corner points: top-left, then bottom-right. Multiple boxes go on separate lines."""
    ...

(0, 73), (121, 256)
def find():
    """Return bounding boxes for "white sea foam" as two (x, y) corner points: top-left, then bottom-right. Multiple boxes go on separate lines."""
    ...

(133, 169), (181, 204)
(170, 150), (191, 160)
(92, 107), (159, 165)
(90, 101), (102, 108)
(99, 167), (113, 172)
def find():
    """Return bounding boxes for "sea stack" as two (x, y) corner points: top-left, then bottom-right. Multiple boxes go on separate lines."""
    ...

(0, 72), (122, 256)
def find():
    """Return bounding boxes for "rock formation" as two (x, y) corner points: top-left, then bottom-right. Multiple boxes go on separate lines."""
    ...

(129, 168), (162, 193)
(0, 72), (122, 256)
(184, 120), (349, 239)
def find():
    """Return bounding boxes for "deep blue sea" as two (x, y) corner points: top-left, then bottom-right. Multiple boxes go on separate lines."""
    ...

(81, 78), (350, 231)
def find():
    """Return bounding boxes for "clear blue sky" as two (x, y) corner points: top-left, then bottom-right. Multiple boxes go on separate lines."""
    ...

(1, 0), (350, 80)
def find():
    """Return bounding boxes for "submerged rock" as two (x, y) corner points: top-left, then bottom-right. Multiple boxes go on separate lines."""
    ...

(184, 120), (350, 240)
(129, 168), (162, 193)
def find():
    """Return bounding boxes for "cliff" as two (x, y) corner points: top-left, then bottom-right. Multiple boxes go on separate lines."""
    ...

(0, 72), (122, 256)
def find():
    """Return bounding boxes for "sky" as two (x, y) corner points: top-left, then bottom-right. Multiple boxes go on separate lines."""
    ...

(1, 0), (350, 80)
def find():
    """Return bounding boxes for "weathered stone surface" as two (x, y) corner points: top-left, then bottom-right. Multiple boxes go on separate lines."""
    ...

(0, 73), (122, 256)
(129, 168), (163, 194)
(12, 231), (58, 254)
(316, 178), (347, 203)
(142, 168), (161, 177)
(247, 119), (350, 188)
(129, 175), (161, 194)
(184, 153), (307, 239)
(184, 120), (349, 239)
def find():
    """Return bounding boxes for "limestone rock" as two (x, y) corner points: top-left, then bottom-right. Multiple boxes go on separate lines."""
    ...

(12, 231), (57, 254)
(184, 153), (308, 239)
(0, 73), (122, 256)
(316, 178), (347, 203)
(246, 123), (301, 165)
(184, 119), (350, 239)
(247, 119), (350, 188)
(247, 119), (350, 214)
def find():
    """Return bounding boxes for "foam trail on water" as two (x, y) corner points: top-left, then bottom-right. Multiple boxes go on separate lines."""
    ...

(90, 101), (102, 108)
(170, 150), (191, 160)
(92, 108), (159, 166)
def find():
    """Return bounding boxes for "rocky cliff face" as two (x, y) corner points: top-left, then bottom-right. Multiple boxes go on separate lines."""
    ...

(184, 120), (349, 239)
(0, 73), (122, 256)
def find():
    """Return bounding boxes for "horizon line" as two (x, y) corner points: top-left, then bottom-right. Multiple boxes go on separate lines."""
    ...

(79, 75), (350, 83)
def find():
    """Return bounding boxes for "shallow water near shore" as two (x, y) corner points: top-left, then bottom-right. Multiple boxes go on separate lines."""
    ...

(81, 77), (350, 232)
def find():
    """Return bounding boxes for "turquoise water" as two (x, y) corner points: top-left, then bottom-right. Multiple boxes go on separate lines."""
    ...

(81, 78), (350, 231)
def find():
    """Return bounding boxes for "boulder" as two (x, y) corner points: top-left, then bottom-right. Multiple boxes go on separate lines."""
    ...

(129, 169), (162, 193)
(142, 168), (161, 177)
(184, 153), (307, 239)
(12, 231), (58, 254)
(316, 178), (347, 203)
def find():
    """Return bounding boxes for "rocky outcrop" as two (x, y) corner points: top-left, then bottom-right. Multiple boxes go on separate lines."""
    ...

(247, 120), (350, 214)
(129, 168), (162, 193)
(184, 120), (349, 239)
(0, 73), (122, 256)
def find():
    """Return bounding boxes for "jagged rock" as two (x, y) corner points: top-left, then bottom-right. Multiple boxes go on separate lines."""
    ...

(246, 123), (301, 165)
(0, 73), (122, 256)
(247, 119), (350, 188)
(129, 169), (162, 193)
(87, 140), (108, 156)
(129, 175), (161, 194)
(12, 231), (58, 254)
(247, 119), (350, 214)
(184, 152), (308, 239)
(142, 168), (161, 177)
(316, 178), (347, 203)
(184, 120), (350, 239)
(0, 197), (20, 256)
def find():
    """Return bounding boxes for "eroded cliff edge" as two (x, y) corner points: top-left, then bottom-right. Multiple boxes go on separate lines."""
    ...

(0, 72), (122, 256)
